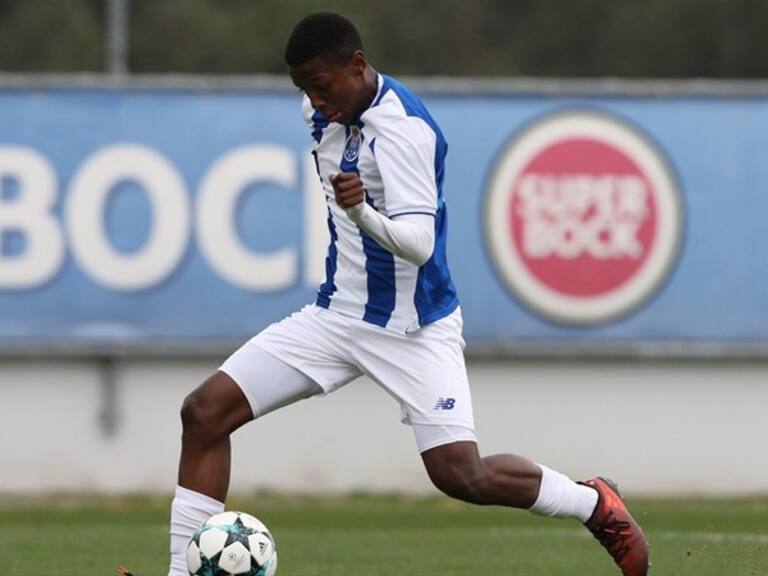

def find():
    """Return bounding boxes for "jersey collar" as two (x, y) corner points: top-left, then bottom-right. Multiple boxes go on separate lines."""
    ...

(352, 73), (384, 125)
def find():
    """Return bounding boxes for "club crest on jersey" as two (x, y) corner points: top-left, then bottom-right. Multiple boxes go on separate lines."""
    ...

(344, 126), (363, 163)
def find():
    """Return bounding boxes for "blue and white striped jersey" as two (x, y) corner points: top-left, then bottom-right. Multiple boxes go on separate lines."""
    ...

(304, 73), (459, 333)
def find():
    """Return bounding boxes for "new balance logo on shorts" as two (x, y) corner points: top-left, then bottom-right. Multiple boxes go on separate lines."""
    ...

(433, 397), (456, 410)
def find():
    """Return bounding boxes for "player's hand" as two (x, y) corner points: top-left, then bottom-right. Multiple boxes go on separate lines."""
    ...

(330, 172), (365, 209)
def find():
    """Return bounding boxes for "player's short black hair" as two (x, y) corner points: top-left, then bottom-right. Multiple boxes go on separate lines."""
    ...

(284, 12), (363, 67)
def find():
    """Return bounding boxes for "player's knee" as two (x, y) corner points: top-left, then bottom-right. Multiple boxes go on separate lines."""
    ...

(426, 456), (488, 505)
(422, 442), (489, 504)
(180, 391), (225, 441)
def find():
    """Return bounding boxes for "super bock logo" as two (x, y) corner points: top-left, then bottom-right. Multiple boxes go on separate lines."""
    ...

(484, 110), (683, 325)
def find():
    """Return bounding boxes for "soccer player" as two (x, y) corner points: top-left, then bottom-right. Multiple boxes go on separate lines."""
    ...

(164, 12), (650, 576)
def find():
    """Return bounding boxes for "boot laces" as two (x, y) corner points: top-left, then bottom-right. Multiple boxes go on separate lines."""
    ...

(592, 510), (633, 560)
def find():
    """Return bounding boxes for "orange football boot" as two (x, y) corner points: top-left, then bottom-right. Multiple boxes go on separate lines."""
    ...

(582, 477), (650, 576)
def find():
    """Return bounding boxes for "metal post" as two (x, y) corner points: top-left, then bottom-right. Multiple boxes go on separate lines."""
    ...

(98, 357), (120, 437)
(106, 0), (129, 76)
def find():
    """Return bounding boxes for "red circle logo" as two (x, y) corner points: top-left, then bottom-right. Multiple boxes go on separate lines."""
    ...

(486, 111), (682, 325)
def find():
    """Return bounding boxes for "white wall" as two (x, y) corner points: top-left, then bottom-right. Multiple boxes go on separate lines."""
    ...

(1, 357), (766, 496)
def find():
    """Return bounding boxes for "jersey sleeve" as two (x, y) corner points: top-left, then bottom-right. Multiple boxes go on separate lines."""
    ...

(346, 202), (435, 266)
(301, 95), (315, 130)
(369, 114), (439, 217)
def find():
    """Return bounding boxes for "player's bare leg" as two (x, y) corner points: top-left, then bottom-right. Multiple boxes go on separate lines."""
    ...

(421, 441), (543, 508)
(178, 371), (254, 501)
(166, 371), (254, 576)
(422, 441), (649, 576)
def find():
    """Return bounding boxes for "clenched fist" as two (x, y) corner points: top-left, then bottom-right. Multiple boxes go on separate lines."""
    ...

(330, 172), (365, 209)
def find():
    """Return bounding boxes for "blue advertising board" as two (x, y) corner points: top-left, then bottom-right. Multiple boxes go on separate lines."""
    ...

(0, 82), (766, 348)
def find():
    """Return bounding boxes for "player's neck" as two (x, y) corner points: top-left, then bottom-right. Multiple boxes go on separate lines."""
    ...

(359, 66), (379, 114)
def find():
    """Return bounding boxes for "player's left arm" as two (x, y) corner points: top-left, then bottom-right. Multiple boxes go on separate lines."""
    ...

(331, 115), (439, 266)
(331, 172), (434, 266)
(374, 115), (439, 218)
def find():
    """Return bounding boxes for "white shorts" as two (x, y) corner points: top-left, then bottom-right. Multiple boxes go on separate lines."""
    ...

(220, 304), (476, 453)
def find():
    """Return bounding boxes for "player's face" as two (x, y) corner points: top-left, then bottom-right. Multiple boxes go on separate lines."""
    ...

(290, 51), (371, 125)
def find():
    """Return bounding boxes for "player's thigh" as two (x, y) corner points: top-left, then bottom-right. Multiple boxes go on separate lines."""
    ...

(220, 343), (324, 419)
(250, 304), (362, 395)
(413, 423), (477, 454)
(357, 308), (475, 432)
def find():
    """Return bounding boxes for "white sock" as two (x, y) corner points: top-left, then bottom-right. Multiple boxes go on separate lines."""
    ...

(529, 464), (598, 522)
(168, 485), (225, 576)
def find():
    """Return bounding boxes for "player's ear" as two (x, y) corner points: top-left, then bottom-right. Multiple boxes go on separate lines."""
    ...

(349, 50), (367, 75)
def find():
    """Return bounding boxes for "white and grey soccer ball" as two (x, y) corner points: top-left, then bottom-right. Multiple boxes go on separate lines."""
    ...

(187, 511), (277, 576)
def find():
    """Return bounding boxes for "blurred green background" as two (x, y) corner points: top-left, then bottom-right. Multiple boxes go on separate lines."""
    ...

(1, 0), (766, 77)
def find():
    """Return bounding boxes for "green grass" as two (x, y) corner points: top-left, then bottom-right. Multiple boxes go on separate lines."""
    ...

(1, 494), (767, 575)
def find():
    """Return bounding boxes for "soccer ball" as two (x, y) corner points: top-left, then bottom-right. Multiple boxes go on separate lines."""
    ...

(187, 511), (277, 576)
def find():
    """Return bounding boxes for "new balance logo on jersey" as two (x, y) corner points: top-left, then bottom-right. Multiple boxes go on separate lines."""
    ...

(433, 397), (456, 410)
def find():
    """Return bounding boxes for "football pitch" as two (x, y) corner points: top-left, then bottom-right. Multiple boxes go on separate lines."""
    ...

(1, 494), (766, 575)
